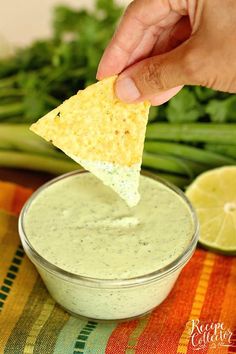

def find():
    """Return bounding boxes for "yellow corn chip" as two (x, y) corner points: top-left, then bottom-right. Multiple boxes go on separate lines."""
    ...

(30, 76), (150, 206)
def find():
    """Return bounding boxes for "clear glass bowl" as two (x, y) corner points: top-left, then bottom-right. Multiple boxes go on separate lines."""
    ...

(18, 170), (199, 321)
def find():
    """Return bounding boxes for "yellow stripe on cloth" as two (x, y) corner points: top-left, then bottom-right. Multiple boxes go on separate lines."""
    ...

(0, 211), (13, 285)
(176, 253), (216, 354)
(0, 212), (38, 351)
(23, 297), (55, 354)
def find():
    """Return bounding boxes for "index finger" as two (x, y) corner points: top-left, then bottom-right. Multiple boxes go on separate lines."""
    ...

(96, 0), (171, 80)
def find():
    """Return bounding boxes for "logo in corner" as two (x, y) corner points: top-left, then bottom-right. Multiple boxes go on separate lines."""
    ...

(186, 319), (234, 350)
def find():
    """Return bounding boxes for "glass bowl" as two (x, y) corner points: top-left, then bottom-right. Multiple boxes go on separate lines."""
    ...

(18, 170), (199, 321)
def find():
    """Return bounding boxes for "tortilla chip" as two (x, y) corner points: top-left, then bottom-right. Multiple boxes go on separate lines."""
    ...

(30, 76), (150, 206)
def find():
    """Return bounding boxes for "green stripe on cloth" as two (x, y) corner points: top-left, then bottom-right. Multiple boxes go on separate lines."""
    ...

(0, 241), (24, 311)
(53, 317), (87, 354)
(73, 321), (98, 354)
(125, 314), (151, 353)
(82, 322), (117, 354)
(4, 278), (50, 354)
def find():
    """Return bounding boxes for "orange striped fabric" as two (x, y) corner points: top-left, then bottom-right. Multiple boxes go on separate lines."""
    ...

(0, 180), (235, 354)
(0, 181), (32, 215)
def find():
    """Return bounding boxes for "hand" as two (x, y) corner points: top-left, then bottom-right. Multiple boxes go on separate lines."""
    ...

(97, 0), (236, 105)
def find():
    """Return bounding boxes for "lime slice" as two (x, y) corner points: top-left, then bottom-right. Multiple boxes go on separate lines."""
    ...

(186, 166), (236, 255)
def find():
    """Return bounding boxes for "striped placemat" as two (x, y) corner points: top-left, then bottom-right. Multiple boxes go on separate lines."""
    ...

(0, 180), (235, 354)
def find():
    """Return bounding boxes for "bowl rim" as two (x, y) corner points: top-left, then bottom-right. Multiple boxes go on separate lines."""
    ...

(18, 169), (199, 288)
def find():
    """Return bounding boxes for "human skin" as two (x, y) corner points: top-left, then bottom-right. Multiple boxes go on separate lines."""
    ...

(97, 0), (236, 105)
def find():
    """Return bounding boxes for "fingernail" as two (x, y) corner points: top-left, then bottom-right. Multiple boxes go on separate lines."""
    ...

(115, 77), (141, 102)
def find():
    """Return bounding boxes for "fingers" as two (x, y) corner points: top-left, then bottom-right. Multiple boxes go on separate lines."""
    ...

(115, 39), (202, 103)
(96, 0), (171, 80)
(151, 16), (191, 55)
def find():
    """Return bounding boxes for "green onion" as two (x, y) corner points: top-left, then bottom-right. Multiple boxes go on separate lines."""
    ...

(142, 152), (189, 175)
(147, 171), (190, 188)
(146, 123), (236, 144)
(0, 102), (24, 120)
(0, 89), (23, 98)
(0, 75), (17, 89)
(204, 144), (236, 160)
(0, 124), (62, 157)
(0, 151), (79, 174)
(142, 151), (207, 178)
(144, 141), (236, 166)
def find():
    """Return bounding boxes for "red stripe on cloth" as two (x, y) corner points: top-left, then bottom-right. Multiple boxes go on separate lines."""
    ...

(228, 329), (236, 353)
(187, 254), (233, 354)
(222, 258), (236, 354)
(0, 181), (32, 215)
(200, 254), (233, 321)
(0, 181), (16, 213)
(104, 249), (206, 354)
(11, 185), (32, 215)
(105, 320), (139, 354)
(134, 249), (206, 354)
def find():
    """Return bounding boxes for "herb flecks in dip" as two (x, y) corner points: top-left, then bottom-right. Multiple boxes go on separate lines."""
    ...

(24, 173), (194, 279)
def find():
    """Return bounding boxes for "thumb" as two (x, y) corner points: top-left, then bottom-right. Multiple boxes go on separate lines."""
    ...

(115, 40), (201, 103)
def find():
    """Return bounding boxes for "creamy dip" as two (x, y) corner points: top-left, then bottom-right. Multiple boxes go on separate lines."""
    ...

(24, 172), (194, 279)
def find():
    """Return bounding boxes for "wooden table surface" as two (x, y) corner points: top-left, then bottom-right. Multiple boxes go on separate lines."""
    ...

(0, 168), (54, 189)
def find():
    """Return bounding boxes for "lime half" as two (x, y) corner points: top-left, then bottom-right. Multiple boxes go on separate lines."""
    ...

(186, 166), (236, 255)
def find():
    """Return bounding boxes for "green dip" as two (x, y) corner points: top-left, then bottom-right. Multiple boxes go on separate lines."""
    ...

(24, 173), (194, 279)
